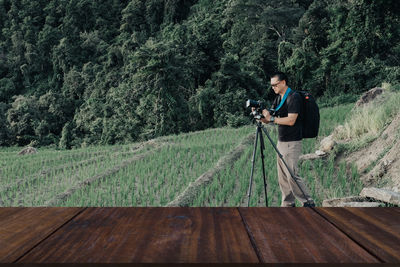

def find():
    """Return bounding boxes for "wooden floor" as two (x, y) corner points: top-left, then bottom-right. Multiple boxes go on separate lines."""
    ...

(0, 207), (399, 264)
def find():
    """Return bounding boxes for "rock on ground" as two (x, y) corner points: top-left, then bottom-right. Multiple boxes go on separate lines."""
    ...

(320, 135), (335, 152)
(341, 202), (383, 207)
(322, 196), (366, 207)
(355, 87), (383, 107)
(360, 187), (400, 206)
(18, 146), (37, 155)
(299, 151), (327, 162)
(322, 196), (383, 207)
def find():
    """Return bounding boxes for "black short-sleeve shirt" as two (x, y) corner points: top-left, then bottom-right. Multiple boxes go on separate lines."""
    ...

(271, 90), (303, 142)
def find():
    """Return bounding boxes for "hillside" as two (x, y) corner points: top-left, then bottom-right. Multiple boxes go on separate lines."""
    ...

(320, 88), (400, 206)
(346, 113), (400, 190)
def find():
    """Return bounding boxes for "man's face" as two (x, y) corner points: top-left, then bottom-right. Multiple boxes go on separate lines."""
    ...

(270, 77), (286, 95)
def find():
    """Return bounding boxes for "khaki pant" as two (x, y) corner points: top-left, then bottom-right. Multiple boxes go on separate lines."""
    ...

(277, 141), (313, 207)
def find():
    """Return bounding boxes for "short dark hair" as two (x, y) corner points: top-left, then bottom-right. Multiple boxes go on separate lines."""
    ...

(270, 72), (288, 84)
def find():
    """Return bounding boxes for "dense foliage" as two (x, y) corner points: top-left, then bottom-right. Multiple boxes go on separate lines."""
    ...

(0, 0), (399, 147)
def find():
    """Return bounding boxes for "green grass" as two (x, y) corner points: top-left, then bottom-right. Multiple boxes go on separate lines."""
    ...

(0, 101), (365, 207)
(334, 91), (400, 146)
(0, 127), (253, 206)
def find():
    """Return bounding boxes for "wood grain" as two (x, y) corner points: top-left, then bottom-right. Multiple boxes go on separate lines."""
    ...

(238, 207), (379, 263)
(18, 207), (259, 263)
(315, 207), (400, 262)
(0, 207), (84, 262)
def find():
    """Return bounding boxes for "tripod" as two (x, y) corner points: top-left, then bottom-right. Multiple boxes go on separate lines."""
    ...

(247, 120), (314, 207)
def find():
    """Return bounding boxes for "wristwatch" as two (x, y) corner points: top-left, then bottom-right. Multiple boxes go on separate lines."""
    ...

(270, 116), (275, 123)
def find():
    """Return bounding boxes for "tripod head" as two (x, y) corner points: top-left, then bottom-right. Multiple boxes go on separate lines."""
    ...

(250, 110), (264, 121)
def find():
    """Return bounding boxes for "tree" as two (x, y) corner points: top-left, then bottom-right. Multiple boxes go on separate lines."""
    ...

(59, 121), (72, 149)
(0, 78), (16, 102)
(6, 95), (40, 145)
(193, 53), (262, 128)
(0, 102), (10, 145)
(129, 39), (191, 139)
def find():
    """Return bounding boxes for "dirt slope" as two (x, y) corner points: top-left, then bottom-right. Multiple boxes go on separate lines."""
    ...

(343, 98), (400, 191)
(358, 130), (400, 190)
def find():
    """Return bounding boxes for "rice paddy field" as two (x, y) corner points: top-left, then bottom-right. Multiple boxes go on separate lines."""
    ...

(0, 103), (361, 207)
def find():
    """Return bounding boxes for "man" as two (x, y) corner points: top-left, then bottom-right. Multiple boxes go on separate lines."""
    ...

(259, 72), (315, 207)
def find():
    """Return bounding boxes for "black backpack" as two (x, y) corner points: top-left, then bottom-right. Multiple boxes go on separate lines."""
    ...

(298, 91), (320, 138)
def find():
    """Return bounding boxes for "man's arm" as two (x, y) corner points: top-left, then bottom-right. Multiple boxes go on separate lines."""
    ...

(275, 113), (298, 126)
(260, 110), (298, 126)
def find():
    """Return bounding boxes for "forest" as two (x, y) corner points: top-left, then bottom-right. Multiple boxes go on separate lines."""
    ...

(0, 0), (399, 148)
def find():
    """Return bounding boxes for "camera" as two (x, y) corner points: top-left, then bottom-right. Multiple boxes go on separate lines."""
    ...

(246, 99), (267, 120)
(246, 99), (277, 120)
(246, 99), (265, 110)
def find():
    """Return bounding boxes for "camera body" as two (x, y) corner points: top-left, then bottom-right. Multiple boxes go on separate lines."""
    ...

(246, 99), (274, 120)
(246, 99), (265, 110)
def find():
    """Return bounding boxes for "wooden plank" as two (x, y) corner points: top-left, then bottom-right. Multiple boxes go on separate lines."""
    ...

(239, 207), (379, 263)
(18, 207), (259, 263)
(315, 207), (400, 262)
(0, 207), (84, 263)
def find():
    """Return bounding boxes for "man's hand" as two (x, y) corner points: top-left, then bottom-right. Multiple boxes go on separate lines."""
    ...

(262, 109), (270, 120)
(251, 108), (272, 124)
(259, 109), (270, 124)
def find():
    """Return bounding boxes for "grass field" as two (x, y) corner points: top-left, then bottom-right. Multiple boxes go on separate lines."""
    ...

(0, 103), (360, 207)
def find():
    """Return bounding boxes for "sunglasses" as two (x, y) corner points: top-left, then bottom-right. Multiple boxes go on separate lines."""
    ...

(271, 81), (281, 88)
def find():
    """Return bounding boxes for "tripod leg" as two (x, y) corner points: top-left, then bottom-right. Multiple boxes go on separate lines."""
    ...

(258, 129), (268, 207)
(260, 125), (314, 206)
(247, 127), (259, 207)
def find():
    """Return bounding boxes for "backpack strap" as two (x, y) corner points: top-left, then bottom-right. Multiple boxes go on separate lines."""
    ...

(271, 87), (291, 112)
